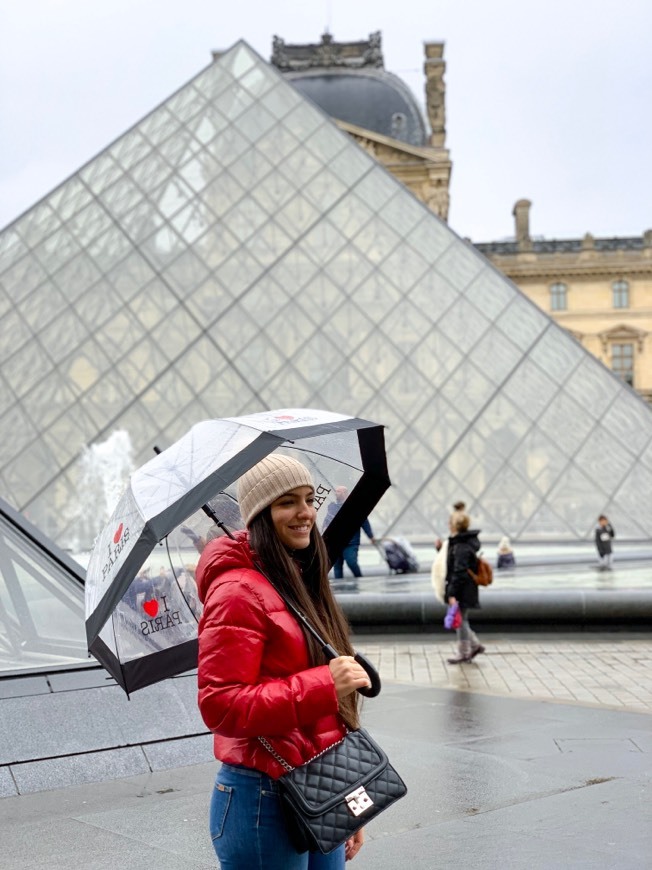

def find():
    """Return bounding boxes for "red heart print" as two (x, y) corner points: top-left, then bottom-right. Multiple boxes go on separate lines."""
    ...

(113, 524), (124, 544)
(143, 600), (158, 617)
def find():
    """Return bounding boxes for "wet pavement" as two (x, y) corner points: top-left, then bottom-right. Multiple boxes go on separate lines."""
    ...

(1, 629), (651, 869)
(2, 549), (650, 867)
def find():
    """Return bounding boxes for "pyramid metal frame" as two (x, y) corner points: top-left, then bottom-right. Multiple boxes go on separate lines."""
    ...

(0, 40), (651, 549)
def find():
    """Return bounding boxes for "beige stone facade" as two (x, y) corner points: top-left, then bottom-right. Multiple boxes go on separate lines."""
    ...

(272, 33), (650, 406)
(475, 202), (652, 405)
(336, 120), (451, 220)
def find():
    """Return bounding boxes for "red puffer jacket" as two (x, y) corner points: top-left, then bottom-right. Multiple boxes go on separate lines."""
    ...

(196, 530), (346, 778)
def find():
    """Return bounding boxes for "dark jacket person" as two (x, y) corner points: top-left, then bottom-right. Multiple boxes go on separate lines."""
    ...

(445, 510), (485, 664)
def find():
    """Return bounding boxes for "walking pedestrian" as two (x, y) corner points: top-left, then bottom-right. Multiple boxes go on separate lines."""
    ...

(195, 454), (369, 868)
(432, 501), (467, 608)
(432, 502), (467, 606)
(324, 486), (376, 589)
(595, 515), (615, 570)
(445, 509), (485, 664)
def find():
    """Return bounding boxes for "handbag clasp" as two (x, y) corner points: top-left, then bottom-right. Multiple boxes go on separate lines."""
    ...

(345, 786), (374, 817)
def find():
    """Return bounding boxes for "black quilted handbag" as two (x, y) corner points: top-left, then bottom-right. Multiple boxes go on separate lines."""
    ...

(259, 728), (407, 854)
(255, 563), (407, 853)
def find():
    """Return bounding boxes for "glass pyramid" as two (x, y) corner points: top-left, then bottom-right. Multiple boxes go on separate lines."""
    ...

(0, 497), (87, 676)
(1, 41), (651, 548)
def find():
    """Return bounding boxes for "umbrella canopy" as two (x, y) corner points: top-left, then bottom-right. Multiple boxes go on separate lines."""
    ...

(85, 409), (389, 693)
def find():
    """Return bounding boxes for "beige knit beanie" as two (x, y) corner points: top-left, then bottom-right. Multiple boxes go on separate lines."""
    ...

(237, 454), (314, 526)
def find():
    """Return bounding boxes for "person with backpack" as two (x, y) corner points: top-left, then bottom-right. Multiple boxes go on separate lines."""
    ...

(445, 509), (485, 664)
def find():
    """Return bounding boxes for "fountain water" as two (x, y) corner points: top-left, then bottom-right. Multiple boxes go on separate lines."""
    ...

(74, 430), (134, 556)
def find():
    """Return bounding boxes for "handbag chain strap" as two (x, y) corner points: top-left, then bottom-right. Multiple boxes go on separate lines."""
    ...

(258, 736), (294, 772)
(258, 732), (348, 773)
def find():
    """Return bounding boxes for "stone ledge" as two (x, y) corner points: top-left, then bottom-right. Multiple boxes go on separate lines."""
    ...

(0, 733), (214, 797)
(341, 589), (652, 628)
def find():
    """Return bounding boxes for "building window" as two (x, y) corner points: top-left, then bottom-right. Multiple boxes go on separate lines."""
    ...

(550, 282), (567, 311)
(611, 342), (634, 386)
(612, 279), (629, 309)
(391, 112), (407, 138)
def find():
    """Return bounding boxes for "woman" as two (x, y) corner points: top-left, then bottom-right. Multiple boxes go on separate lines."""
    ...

(445, 509), (485, 664)
(196, 454), (370, 868)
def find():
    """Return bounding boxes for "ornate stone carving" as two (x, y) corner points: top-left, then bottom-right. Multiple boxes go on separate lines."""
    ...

(271, 36), (289, 69)
(424, 42), (446, 148)
(421, 178), (449, 219)
(598, 324), (647, 354)
(362, 31), (383, 67)
(350, 134), (377, 157)
(315, 33), (343, 68)
(270, 32), (385, 71)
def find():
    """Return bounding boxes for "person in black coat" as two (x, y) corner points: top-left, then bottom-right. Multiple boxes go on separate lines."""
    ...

(445, 510), (485, 664)
(595, 515), (615, 570)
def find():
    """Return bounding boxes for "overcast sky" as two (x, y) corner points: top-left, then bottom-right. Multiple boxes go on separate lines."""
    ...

(1, 0), (650, 242)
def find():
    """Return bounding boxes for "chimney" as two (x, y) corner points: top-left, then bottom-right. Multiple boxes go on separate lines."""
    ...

(424, 42), (446, 148)
(513, 199), (532, 246)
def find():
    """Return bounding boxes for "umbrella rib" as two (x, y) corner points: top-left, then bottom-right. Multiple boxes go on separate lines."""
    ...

(283, 445), (361, 473)
(109, 609), (128, 689)
(164, 536), (200, 626)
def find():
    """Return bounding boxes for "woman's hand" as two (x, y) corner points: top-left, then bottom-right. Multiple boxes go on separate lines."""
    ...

(329, 656), (371, 698)
(448, 596), (457, 605)
(345, 828), (364, 861)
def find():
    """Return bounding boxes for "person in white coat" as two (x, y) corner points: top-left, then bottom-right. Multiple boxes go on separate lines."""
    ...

(431, 536), (447, 603)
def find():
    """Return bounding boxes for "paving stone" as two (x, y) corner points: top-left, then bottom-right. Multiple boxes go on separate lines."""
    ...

(374, 636), (652, 713)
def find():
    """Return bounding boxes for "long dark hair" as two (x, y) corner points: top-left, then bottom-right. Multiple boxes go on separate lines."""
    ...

(249, 509), (360, 729)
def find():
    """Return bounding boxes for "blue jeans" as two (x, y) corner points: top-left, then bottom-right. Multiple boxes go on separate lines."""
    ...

(210, 763), (346, 869)
(333, 544), (361, 579)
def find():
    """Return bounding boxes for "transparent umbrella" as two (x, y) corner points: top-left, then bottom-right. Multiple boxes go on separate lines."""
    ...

(85, 409), (390, 694)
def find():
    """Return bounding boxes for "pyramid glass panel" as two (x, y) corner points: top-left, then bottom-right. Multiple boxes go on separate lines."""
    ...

(0, 39), (651, 552)
(0, 499), (87, 676)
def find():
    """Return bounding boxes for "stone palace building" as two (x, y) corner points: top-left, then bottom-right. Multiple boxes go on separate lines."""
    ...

(275, 33), (652, 405)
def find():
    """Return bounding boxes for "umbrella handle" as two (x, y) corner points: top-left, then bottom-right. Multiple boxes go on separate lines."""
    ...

(354, 651), (382, 698)
(321, 643), (381, 698)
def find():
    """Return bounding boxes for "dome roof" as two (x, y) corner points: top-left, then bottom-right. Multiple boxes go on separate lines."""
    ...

(285, 68), (428, 148)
